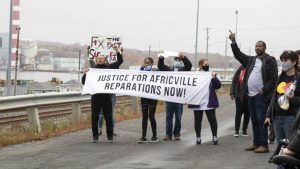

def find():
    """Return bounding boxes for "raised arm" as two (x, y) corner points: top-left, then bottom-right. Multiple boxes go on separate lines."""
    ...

(229, 31), (251, 66)
(158, 56), (170, 71)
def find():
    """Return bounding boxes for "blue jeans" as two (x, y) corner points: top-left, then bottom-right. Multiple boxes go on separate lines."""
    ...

(98, 94), (116, 128)
(165, 102), (183, 136)
(248, 94), (268, 147)
(273, 116), (295, 142)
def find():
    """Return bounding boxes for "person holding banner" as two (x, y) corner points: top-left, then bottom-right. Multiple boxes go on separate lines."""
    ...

(87, 46), (120, 137)
(188, 59), (221, 145)
(138, 57), (159, 143)
(158, 53), (192, 141)
(82, 45), (123, 143)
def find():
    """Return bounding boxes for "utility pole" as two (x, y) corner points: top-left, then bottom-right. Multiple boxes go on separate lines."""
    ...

(13, 27), (21, 96)
(194, 0), (200, 70)
(206, 27), (210, 59)
(6, 0), (13, 96)
(233, 10), (238, 72)
(235, 10), (238, 41)
(224, 36), (228, 78)
(78, 50), (81, 84)
(148, 45), (151, 57)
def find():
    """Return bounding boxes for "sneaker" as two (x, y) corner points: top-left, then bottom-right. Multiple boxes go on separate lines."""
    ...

(150, 137), (159, 143)
(163, 135), (172, 141)
(196, 137), (201, 145)
(91, 136), (99, 143)
(107, 137), (114, 143)
(138, 137), (148, 143)
(98, 128), (102, 136)
(174, 135), (180, 141)
(242, 132), (249, 137)
(212, 136), (218, 145)
(234, 132), (239, 137)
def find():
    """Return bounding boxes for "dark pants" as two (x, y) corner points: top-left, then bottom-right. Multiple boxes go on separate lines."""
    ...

(141, 98), (158, 138)
(194, 109), (218, 138)
(248, 94), (268, 147)
(235, 97), (250, 133)
(165, 102), (183, 136)
(91, 94), (113, 139)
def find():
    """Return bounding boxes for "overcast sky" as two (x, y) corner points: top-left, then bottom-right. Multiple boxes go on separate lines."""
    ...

(1, 0), (300, 58)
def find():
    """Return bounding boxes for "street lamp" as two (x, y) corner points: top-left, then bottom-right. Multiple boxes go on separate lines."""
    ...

(233, 10), (239, 71)
(194, 0), (199, 70)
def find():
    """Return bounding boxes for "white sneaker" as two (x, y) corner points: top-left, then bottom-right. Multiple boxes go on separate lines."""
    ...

(196, 137), (201, 145)
(234, 132), (239, 137)
(212, 136), (218, 145)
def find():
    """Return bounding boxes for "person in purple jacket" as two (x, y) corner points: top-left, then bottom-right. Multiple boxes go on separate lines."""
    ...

(188, 59), (221, 145)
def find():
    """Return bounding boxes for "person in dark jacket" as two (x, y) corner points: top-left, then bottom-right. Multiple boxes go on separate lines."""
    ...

(138, 57), (159, 143)
(265, 50), (300, 168)
(230, 66), (250, 137)
(82, 45), (123, 143)
(87, 46), (122, 136)
(158, 53), (192, 141)
(229, 31), (278, 153)
(188, 59), (221, 145)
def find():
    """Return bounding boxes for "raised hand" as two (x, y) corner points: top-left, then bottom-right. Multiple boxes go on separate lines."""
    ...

(228, 30), (236, 43)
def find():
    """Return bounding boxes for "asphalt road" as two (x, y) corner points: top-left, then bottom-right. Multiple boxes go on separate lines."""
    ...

(0, 95), (277, 169)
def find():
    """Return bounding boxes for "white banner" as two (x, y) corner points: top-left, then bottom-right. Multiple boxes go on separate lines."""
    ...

(82, 69), (212, 105)
(88, 35), (122, 63)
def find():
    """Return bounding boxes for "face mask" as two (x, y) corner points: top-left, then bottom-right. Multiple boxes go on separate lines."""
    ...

(281, 62), (294, 72)
(174, 61), (183, 69)
(144, 65), (152, 71)
(202, 65), (210, 71)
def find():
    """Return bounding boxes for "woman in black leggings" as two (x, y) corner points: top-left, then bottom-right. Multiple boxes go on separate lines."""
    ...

(138, 57), (159, 143)
(189, 59), (221, 145)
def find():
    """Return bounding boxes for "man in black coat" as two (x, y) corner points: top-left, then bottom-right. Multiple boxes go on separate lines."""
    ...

(229, 31), (278, 153)
(82, 45), (123, 143)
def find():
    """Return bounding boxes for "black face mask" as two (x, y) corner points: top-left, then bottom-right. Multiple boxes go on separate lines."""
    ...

(202, 65), (209, 71)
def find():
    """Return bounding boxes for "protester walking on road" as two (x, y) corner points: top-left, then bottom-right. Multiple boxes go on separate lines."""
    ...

(230, 66), (250, 137)
(158, 53), (192, 141)
(229, 31), (278, 153)
(138, 57), (159, 143)
(188, 59), (221, 145)
(82, 45), (123, 143)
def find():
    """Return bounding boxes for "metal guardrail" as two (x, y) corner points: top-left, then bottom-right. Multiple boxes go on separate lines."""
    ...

(0, 91), (90, 111)
(0, 92), (91, 133)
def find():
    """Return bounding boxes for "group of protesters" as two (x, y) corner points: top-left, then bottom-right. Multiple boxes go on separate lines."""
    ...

(82, 33), (300, 167)
(82, 44), (222, 145)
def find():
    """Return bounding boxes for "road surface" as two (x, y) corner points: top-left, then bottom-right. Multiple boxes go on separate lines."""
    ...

(0, 95), (277, 169)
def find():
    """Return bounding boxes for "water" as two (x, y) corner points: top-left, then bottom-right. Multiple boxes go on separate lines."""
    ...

(0, 70), (81, 83)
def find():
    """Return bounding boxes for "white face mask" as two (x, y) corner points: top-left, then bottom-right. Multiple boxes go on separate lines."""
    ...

(144, 65), (152, 71)
(281, 62), (295, 72)
(174, 61), (183, 69)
